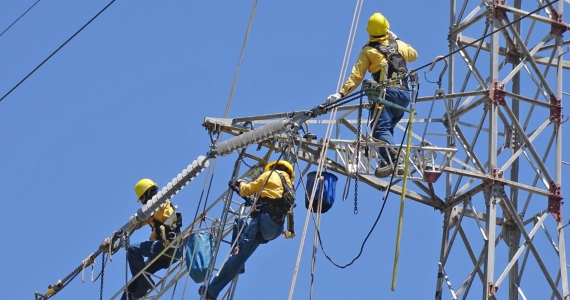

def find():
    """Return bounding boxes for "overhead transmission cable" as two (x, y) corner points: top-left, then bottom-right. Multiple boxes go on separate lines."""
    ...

(0, 0), (116, 103)
(288, 1), (364, 299)
(0, 0), (42, 38)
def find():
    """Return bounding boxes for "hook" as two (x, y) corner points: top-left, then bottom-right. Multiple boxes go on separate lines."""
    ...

(424, 56), (448, 89)
(558, 47), (569, 59)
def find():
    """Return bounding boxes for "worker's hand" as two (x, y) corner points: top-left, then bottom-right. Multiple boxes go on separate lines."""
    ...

(326, 93), (342, 104)
(228, 181), (240, 193)
(387, 30), (398, 40)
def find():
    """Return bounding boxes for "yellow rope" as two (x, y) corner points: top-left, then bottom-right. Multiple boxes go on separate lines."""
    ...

(391, 105), (415, 291)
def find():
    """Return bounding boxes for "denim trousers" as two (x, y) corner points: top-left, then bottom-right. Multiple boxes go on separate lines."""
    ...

(371, 87), (411, 162)
(121, 240), (182, 299)
(207, 213), (283, 298)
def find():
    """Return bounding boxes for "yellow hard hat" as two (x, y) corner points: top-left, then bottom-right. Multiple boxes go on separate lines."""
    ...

(134, 178), (157, 201)
(265, 160), (295, 182)
(366, 13), (390, 37)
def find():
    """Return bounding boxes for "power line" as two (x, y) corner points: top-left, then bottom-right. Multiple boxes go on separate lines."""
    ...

(0, 0), (116, 103)
(0, 0), (42, 38)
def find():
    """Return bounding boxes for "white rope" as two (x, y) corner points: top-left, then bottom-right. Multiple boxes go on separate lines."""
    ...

(288, 1), (364, 299)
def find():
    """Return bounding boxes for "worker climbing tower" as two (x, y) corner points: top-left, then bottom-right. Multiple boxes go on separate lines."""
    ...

(33, 1), (569, 300)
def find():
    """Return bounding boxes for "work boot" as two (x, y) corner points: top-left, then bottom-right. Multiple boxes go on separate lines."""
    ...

(198, 285), (217, 300)
(374, 160), (393, 178)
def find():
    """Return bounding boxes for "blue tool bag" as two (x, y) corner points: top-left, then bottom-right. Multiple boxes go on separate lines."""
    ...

(305, 171), (338, 213)
(184, 231), (213, 283)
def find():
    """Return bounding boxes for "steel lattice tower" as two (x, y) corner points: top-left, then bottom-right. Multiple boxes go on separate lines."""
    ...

(98, 1), (569, 299)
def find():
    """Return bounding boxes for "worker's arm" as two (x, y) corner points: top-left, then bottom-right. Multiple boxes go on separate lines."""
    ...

(396, 40), (418, 63)
(239, 172), (270, 197)
(340, 50), (371, 96)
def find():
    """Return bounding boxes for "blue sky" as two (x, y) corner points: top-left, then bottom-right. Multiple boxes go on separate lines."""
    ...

(1, 1), (568, 299)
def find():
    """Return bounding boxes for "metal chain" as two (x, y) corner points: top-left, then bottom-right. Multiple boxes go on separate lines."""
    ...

(99, 253), (105, 300)
(354, 98), (363, 214)
(241, 158), (254, 168)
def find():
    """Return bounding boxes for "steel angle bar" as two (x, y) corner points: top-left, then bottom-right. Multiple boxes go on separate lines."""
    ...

(465, 197), (488, 241)
(357, 174), (436, 207)
(455, 176), (480, 202)
(541, 222), (561, 254)
(501, 195), (563, 299)
(451, 165), (552, 197)
(499, 5), (570, 28)
(521, 132), (556, 216)
(508, 26), (557, 97)
(453, 97), (486, 120)
(501, 104), (554, 183)
(415, 91), (486, 103)
(516, 284), (529, 300)
(456, 42), (488, 87)
(450, 4), (487, 37)
(411, 181), (445, 206)
(501, 118), (550, 170)
(452, 206), (504, 227)
(438, 262), (458, 300)
(444, 182), (493, 211)
(494, 212), (549, 287)
(538, 39), (570, 52)
(454, 123), (486, 172)
(502, 91), (557, 109)
(455, 228), (486, 299)
(532, 55), (570, 69)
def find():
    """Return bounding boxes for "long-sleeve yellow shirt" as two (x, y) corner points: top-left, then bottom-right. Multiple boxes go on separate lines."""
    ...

(140, 200), (176, 241)
(239, 170), (292, 199)
(340, 36), (417, 96)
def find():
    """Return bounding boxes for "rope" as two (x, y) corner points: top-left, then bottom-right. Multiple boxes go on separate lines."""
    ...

(0, 0), (117, 102)
(224, 0), (258, 118)
(0, 0), (42, 38)
(288, 1), (364, 299)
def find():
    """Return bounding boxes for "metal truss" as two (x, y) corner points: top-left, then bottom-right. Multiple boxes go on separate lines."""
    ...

(103, 1), (569, 300)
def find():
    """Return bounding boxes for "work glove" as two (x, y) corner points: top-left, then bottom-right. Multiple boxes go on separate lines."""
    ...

(387, 30), (398, 40)
(228, 181), (240, 193)
(326, 93), (342, 104)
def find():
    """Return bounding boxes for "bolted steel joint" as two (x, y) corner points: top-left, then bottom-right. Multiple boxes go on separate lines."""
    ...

(549, 94), (563, 122)
(550, 11), (568, 36)
(488, 80), (506, 106)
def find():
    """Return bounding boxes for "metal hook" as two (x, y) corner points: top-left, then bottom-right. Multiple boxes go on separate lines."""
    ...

(424, 55), (448, 89)
(558, 47), (569, 59)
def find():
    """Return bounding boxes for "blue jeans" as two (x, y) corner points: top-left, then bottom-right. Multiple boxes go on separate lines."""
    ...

(207, 213), (283, 298)
(371, 87), (411, 162)
(121, 240), (182, 300)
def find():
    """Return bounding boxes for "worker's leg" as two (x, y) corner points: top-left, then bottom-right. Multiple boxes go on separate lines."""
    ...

(231, 217), (248, 274)
(207, 217), (262, 298)
(372, 87), (411, 163)
(257, 212), (284, 242)
(122, 241), (154, 299)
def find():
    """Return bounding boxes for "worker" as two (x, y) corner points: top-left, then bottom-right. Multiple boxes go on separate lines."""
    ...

(326, 12), (418, 177)
(121, 178), (183, 300)
(199, 160), (296, 300)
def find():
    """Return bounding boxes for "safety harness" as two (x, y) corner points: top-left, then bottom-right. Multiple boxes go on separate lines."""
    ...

(366, 38), (409, 90)
(151, 203), (183, 242)
(252, 171), (296, 225)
